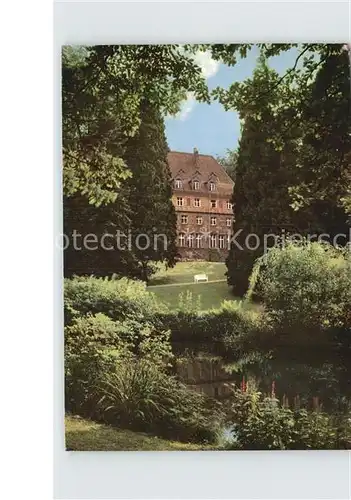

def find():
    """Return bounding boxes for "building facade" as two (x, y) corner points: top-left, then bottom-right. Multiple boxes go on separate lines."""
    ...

(167, 149), (234, 261)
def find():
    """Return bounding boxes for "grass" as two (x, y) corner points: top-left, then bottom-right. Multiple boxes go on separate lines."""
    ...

(150, 261), (227, 285)
(65, 415), (217, 451)
(150, 281), (237, 311)
(148, 261), (246, 311)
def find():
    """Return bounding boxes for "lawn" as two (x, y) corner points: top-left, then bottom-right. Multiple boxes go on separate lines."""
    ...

(65, 415), (216, 451)
(149, 261), (227, 285)
(148, 261), (242, 311)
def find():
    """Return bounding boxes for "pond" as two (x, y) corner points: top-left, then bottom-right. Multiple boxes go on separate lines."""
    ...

(174, 353), (349, 413)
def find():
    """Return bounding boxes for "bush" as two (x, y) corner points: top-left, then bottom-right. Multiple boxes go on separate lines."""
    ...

(160, 300), (264, 360)
(64, 275), (166, 325)
(227, 386), (349, 450)
(248, 242), (351, 332)
(65, 312), (173, 415)
(97, 356), (222, 442)
(64, 309), (220, 443)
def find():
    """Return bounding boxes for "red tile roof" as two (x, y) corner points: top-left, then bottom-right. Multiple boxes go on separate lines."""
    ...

(167, 151), (234, 195)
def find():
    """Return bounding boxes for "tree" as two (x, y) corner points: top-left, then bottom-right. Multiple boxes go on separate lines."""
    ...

(288, 46), (351, 224)
(215, 44), (351, 295)
(223, 59), (302, 295)
(62, 44), (239, 207)
(123, 102), (178, 281)
(217, 149), (238, 181)
(64, 104), (177, 280)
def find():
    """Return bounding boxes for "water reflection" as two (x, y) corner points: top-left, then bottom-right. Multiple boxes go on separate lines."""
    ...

(176, 358), (236, 398)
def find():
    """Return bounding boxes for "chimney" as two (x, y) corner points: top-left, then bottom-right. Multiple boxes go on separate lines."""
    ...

(193, 147), (199, 166)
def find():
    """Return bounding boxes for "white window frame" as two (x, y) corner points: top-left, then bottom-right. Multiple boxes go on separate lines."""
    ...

(193, 181), (200, 190)
(187, 234), (195, 248)
(227, 201), (232, 210)
(196, 216), (203, 225)
(226, 218), (232, 227)
(209, 181), (216, 191)
(219, 235), (225, 249)
(179, 233), (185, 247)
(210, 216), (217, 226)
(209, 234), (217, 248)
(181, 215), (188, 224)
(177, 197), (184, 206)
(194, 198), (201, 207)
(175, 179), (182, 189)
(195, 234), (202, 248)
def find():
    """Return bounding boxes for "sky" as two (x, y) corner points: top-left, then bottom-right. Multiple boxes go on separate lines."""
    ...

(165, 46), (299, 158)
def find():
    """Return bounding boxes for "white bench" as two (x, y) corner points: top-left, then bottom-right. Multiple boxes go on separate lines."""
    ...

(194, 273), (208, 283)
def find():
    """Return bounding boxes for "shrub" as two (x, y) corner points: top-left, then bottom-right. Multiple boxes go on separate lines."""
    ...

(247, 242), (351, 332)
(228, 386), (295, 450)
(227, 386), (348, 450)
(159, 300), (264, 360)
(65, 312), (173, 415)
(64, 276), (166, 325)
(177, 290), (202, 313)
(64, 316), (119, 417)
(97, 356), (222, 442)
(292, 409), (337, 449)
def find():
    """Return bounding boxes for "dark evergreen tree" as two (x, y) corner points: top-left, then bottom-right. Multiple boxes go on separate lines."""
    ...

(225, 61), (301, 295)
(64, 103), (177, 281)
(123, 102), (178, 281)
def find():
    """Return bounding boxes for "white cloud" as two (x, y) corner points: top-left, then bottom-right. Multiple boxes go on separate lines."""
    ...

(193, 50), (220, 79)
(176, 92), (195, 121)
(168, 50), (220, 121)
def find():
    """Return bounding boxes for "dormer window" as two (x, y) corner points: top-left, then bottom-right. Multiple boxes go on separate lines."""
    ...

(175, 179), (182, 189)
(193, 180), (200, 190)
(209, 181), (216, 192)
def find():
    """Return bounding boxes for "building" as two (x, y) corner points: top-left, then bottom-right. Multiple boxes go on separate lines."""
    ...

(167, 148), (234, 261)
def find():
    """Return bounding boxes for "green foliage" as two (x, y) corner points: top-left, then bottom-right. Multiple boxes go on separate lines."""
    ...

(228, 387), (347, 449)
(222, 44), (350, 295)
(97, 356), (221, 442)
(224, 58), (301, 295)
(160, 298), (263, 360)
(64, 103), (177, 280)
(64, 276), (166, 325)
(229, 387), (295, 449)
(217, 149), (238, 181)
(177, 290), (202, 313)
(249, 242), (351, 335)
(64, 276), (221, 443)
(62, 44), (238, 206)
(122, 102), (178, 279)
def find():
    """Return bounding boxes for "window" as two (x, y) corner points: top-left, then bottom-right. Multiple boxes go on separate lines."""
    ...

(209, 181), (215, 191)
(210, 216), (217, 226)
(227, 201), (232, 210)
(181, 215), (188, 224)
(226, 218), (232, 227)
(227, 234), (231, 249)
(196, 216), (203, 225)
(211, 199), (217, 208)
(193, 181), (200, 190)
(175, 179), (182, 189)
(194, 198), (201, 207)
(177, 197), (184, 206)
(187, 234), (195, 248)
(209, 234), (217, 248)
(179, 233), (185, 247)
(195, 234), (202, 248)
(219, 235), (225, 249)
